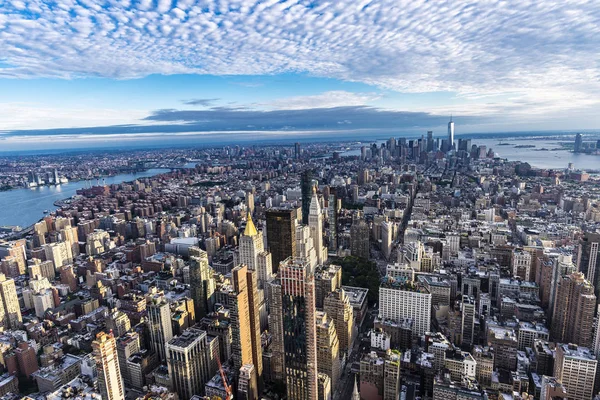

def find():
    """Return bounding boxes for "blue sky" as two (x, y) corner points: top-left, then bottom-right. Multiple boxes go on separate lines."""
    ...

(1, 0), (599, 149)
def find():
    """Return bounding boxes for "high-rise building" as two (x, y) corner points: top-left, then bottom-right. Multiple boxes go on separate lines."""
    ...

(309, 192), (325, 266)
(269, 257), (318, 399)
(350, 218), (370, 260)
(447, 116), (455, 150)
(166, 327), (214, 400)
(379, 277), (432, 336)
(230, 265), (263, 392)
(323, 288), (354, 356)
(314, 264), (342, 309)
(0, 273), (22, 330)
(295, 225), (317, 270)
(106, 309), (131, 338)
(574, 133), (583, 153)
(116, 332), (140, 388)
(328, 194), (338, 251)
(577, 232), (600, 299)
(554, 343), (597, 400)
(359, 350), (401, 400)
(301, 170), (313, 225)
(461, 295), (475, 348)
(315, 311), (341, 393)
(189, 247), (215, 318)
(239, 214), (273, 290)
(551, 272), (596, 347)
(294, 142), (301, 159)
(266, 208), (297, 272)
(92, 331), (124, 400)
(146, 294), (173, 362)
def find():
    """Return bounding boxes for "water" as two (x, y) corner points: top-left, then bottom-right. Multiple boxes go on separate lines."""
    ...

(475, 138), (599, 170)
(0, 169), (169, 228)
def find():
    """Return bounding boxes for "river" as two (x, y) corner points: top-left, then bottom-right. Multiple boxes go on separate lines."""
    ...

(0, 169), (170, 228)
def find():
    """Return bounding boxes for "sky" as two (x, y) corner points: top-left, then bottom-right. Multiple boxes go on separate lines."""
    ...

(1, 0), (600, 150)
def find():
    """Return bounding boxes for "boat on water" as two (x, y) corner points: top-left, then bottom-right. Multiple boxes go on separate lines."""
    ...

(43, 210), (48, 214)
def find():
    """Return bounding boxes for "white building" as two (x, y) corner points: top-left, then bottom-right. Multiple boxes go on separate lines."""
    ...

(379, 277), (431, 336)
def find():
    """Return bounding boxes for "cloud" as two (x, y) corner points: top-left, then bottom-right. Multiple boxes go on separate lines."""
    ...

(182, 98), (219, 107)
(0, 105), (481, 137)
(264, 91), (381, 110)
(0, 0), (599, 119)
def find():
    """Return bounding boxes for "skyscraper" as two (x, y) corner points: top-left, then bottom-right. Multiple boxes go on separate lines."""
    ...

(270, 257), (318, 399)
(230, 265), (263, 392)
(574, 133), (583, 153)
(554, 343), (597, 400)
(315, 311), (341, 393)
(577, 232), (600, 300)
(146, 294), (174, 362)
(301, 170), (313, 225)
(266, 208), (297, 273)
(551, 272), (596, 347)
(239, 214), (272, 287)
(166, 327), (214, 400)
(350, 217), (370, 260)
(308, 192), (325, 265)
(92, 331), (124, 400)
(447, 116), (455, 151)
(0, 273), (22, 330)
(189, 247), (215, 318)
(323, 288), (354, 356)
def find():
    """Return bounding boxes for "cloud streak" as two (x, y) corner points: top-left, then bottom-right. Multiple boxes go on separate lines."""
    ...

(0, 105), (482, 137)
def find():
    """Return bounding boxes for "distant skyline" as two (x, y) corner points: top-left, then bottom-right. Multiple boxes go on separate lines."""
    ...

(1, 0), (600, 149)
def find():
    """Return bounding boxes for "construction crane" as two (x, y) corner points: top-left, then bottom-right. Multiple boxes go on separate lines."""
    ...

(217, 356), (233, 400)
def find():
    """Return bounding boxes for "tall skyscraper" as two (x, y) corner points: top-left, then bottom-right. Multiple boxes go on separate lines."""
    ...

(323, 288), (354, 356)
(266, 208), (297, 273)
(315, 311), (341, 393)
(0, 273), (22, 330)
(239, 214), (272, 287)
(92, 331), (124, 400)
(308, 192), (325, 266)
(551, 272), (596, 347)
(295, 225), (317, 270)
(554, 343), (597, 400)
(574, 133), (583, 153)
(447, 116), (455, 150)
(166, 327), (214, 400)
(301, 170), (313, 225)
(350, 218), (370, 260)
(577, 232), (600, 300)
(294, 142), (301, 159)
(146, 294), (173, 362)
(230, 265), (263, 393)
(328, 194), (338, 252)
(189, 247), (215, 318)
(270, 257), (318, 399)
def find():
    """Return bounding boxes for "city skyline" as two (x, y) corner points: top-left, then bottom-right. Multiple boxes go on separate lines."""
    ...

(1, 0), (600, 150)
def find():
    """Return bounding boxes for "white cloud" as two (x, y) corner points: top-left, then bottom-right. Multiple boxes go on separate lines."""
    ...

(0, 103), (150, 130)
(0, 0), (599, 121)
(264, 91), (382, 110)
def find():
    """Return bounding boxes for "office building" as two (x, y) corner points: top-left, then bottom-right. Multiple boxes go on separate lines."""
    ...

(0, 274), (22, 330)
(92, 331), (124, 400)
(116, 332), (140, 388)
(578, 232), (600, 298)
(315, 311), (341, 393)
(230, 265), (263, 392)
(447, 116), (455, 150)
(301, 169), (313, 225)
(379, 276), (432, 336)
(166, 327), (214, 400)
(351, 218), (370, 260)
(574, 133), (583, 153)
(146, 294), (173, 362)
(554, 343), (597, 400)
(239, 214), (273, 288)
(309, 192), (325, 265)
(266, 208), (297, 272)
(189, 247), (215, 318)
(323, 288), (354, 356)
(552, 272), (596, 347)
(270, 257), (318, 399)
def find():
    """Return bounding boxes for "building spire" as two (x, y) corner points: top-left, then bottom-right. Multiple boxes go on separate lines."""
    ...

(244, 212), (258, 236)
(352, 376), (360, 400)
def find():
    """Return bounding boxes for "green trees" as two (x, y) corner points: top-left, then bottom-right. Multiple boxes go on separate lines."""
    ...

(336, 256), (380, 305)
